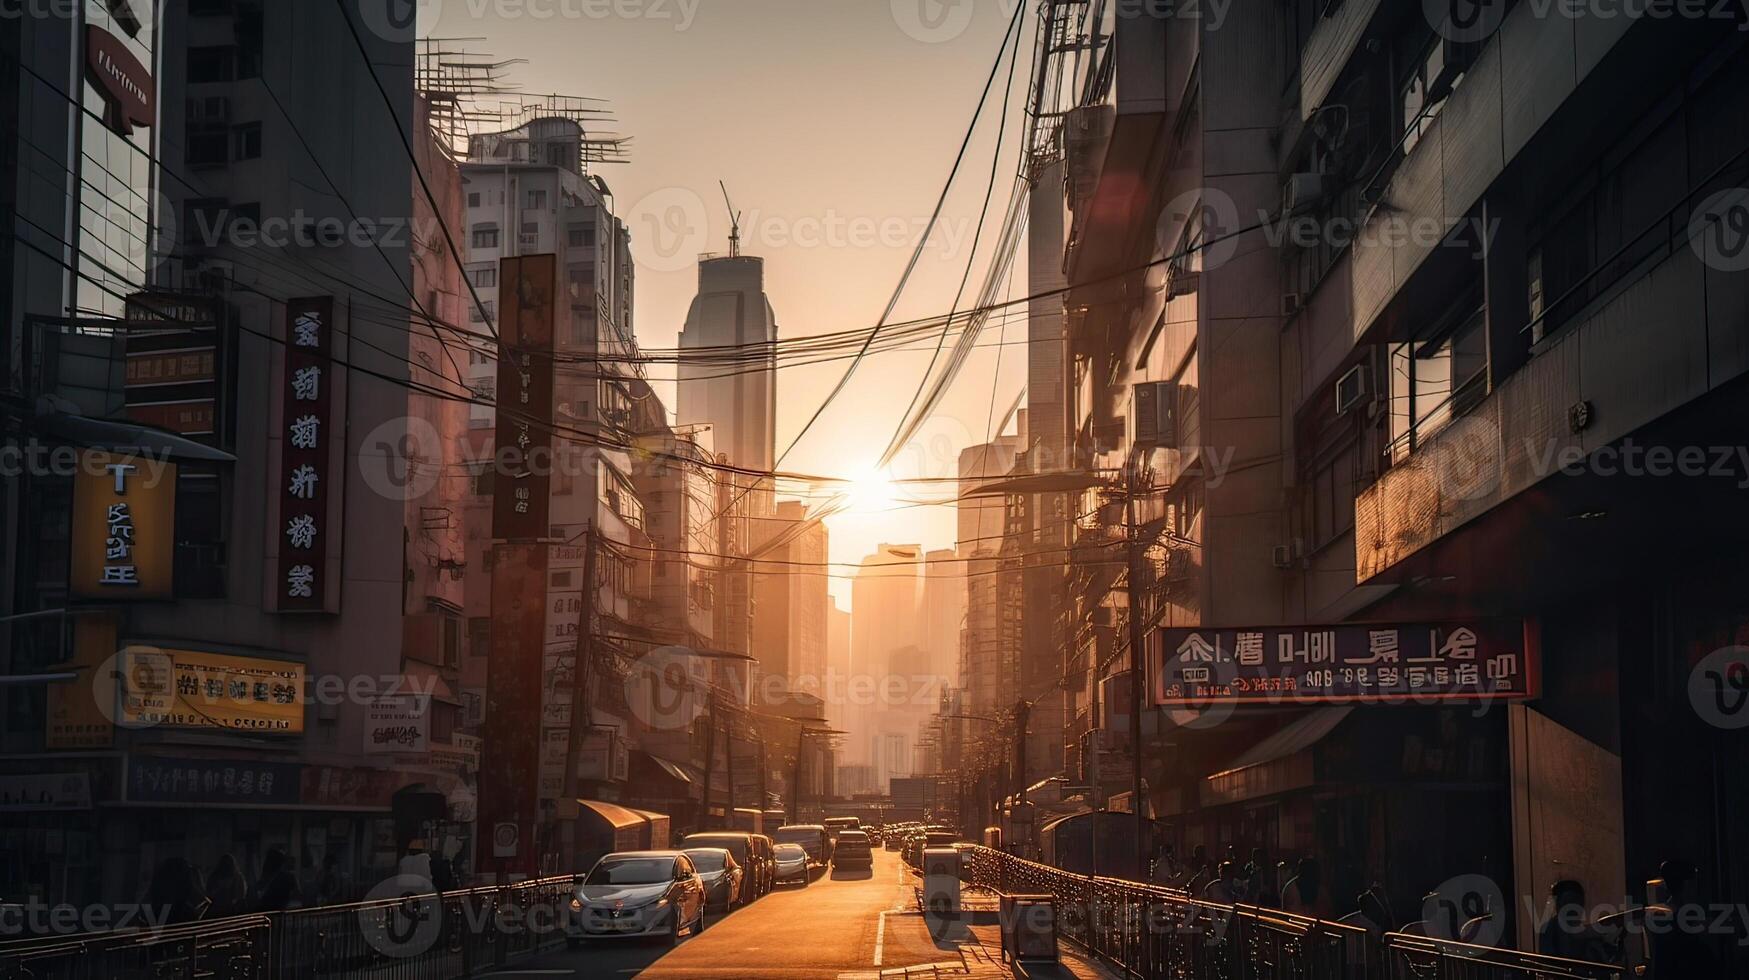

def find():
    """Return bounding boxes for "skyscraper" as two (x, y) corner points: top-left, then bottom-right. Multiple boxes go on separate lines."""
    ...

(677, 254), (777, 478)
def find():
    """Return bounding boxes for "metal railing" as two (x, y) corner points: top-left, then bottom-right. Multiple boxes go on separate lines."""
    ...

(0, 877), (575, 980)
(957, 846), (1622, 980)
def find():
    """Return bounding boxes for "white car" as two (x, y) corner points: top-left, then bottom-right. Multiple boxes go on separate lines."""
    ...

(567, 851), (707, 946)
(773, 842), (810, 886)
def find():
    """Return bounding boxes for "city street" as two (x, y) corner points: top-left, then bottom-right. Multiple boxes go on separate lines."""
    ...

(507, 851), (958, 979)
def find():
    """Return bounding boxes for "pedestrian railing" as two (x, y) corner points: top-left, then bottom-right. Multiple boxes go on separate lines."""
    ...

(956, 846), (1622, 980)
(0, 915), (272, 980)
(0, 876), (575, 980)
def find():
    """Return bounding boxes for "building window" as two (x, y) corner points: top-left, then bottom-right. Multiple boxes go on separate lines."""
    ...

(526, 189), (548, 209)
(471, 226), (499, 249)
(468, 264), (497, 288)
(1387, 301), (1487, 462)
(568, 223), (595, 248)
(469, 300), (496, 324)
(232, 123), (262, 161)
(467, 192), (482, 208)
(186, 127), (229, 167)
(187, 46), (235, 83)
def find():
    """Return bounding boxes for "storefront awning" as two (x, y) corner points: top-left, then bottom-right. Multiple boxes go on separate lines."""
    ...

(559, 798), (645, 831)
(1202, 707), (1354, 807)
(35, 412), (235, 462)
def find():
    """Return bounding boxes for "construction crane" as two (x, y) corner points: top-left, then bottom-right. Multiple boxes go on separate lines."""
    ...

(720, 181), (742, 257)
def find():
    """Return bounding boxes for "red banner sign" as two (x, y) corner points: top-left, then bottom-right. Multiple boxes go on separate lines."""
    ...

(491, 255), (556, 540)
(277, 298), (334, 612)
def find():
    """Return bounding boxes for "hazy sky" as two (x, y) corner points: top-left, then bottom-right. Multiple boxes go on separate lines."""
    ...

(421, 0), (1036, 604)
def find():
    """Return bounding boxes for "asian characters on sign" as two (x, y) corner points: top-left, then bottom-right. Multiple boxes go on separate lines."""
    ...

(1158, 622), (1535, 705)
(71, 451), (176, 599)
(276, 298), (336, 611)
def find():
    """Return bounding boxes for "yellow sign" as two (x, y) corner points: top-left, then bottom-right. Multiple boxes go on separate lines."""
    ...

(46, 615), (118, 749)
(119, 648), (305, 734)
(70, 450), (176, 599)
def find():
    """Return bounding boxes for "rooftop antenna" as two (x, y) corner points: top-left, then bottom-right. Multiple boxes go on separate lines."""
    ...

(720, 181), (742, 257)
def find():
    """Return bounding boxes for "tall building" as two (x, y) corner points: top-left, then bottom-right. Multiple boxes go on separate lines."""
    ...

(848, 544), (924, 788)
(749, 500), (829, 696)
(1, 0), (485, 906)
(677, 254), (777, 479)
(920, 549), (965, 688)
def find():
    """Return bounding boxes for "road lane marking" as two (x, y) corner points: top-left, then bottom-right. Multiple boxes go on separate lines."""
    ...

(873, 909), (888, 966)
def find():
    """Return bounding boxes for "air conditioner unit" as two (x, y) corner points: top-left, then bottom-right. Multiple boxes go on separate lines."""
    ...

(1335, 364), (1370, 416)
(1131, 381), (1179, 450)
(1271, 538), (1306, 570)
(1282, 172), (1328, 216)
(1425, 38), (1467, 102)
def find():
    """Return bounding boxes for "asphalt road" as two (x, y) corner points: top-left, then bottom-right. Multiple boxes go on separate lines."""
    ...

(494, 848), (957, 979)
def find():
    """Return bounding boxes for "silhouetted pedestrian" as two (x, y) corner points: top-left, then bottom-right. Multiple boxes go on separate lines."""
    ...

(143, 857), (209, 924)
(254, 849), (298, 912)
(206, 855), (249, 919)
(1282, 857), (1330, 918)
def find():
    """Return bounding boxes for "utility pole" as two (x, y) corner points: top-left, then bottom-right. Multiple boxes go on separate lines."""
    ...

(726, 711), (737, 817)
(560, 525), (597, 868)
(1124, 452), (1148, 881)
(702, 692), (718, 828)
(789, 726), (806, 825)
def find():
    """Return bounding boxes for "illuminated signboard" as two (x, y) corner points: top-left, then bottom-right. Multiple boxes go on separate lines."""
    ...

(277, 298), (336, 611)
(70, 450), (176, 600)
(85, 25), (156, 136)
(119, 648), (306, 734)
(1157, 621), (1537, 705)
(491, 255), (556, 540)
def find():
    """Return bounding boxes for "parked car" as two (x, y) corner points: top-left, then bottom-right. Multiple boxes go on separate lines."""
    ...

(772, 824), (832, 868)
(567, 850), (706, 946)
(682, 847), (745, 910)
(832, 829), (874, 870)
(773, 842), (811, 886)
(680, 832), (772, 898)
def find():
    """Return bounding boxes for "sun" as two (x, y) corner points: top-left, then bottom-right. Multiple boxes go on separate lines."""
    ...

(844, 465), (899, 514)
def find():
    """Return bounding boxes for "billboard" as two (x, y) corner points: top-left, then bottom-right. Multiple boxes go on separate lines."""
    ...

(118, 648), (306, 733)
(1156, 621), (1537, 705)
(491, 255), (556, 541)
(70, 450), (176, 599)
(275, 297), (338, 612)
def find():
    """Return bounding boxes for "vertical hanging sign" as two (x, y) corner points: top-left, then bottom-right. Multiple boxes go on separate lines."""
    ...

(491, 255), (555, 541)
(278, 297), (335, 612)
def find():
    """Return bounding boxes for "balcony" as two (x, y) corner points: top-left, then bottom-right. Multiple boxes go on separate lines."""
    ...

(1354, 232), (1749, 590)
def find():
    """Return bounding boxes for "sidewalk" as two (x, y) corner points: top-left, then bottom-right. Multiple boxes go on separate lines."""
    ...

(868, 885), (1116, 980)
